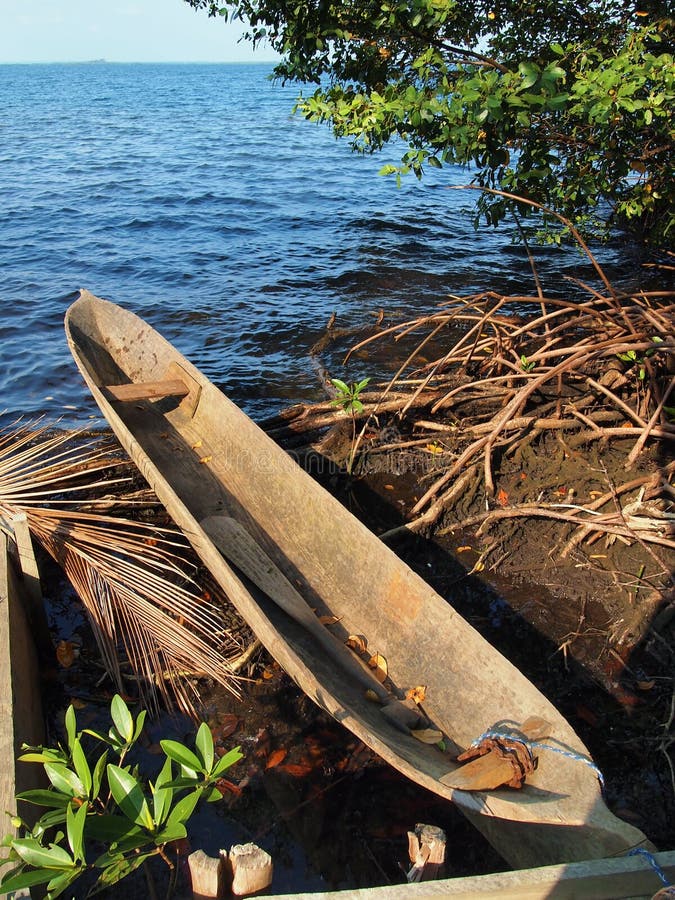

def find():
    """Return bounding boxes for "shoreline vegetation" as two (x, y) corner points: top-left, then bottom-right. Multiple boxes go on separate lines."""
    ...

(266, 251), (673, 601)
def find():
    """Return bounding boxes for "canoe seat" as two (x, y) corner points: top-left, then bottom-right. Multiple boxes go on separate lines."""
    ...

(105, 378), (189, 402)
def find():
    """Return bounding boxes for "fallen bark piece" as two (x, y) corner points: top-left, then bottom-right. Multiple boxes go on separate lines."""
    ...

(406, 823), (446, 882)
(440, 717), (551, 791)
(229, 842), (274, 896)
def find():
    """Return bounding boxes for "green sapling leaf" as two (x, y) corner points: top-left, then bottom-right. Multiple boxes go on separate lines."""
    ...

(110, 695), (134, 744)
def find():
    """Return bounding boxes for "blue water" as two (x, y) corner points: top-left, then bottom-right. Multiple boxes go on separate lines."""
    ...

(0, 62), (627, 425)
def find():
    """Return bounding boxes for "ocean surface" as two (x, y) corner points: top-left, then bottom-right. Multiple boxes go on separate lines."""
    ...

(1, 62), (631, 427)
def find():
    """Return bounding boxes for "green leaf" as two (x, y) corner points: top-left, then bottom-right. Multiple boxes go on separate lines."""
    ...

(66, 802), (87, 863)
(162, 776), (202, 790)
(95, 851), (156, 890)
(11, 837), (75, 869)
(82, 727), (110, 744)
(151, 757), (174, 827)
(0, 866), (60, 893)
(44, 763), (85, 798)
(110, 695), (134, 744)
(86, 815), (144, 844)
(132, 709), (147, 743)
(71, 738), (92, 797)
(212, 746), (244, 777)
(159, 740), (203, 774)
(15, 789), (70, 809)
(154, 821), (188, 844)
(194, 723), (215, 772)
(330, 378), (350, 395)
(92, 750), (108, 798)
(46, 868), (82, 898)
(32, 807), (68, 832)
(64, 706), (77, 753)
(165, 790), (201, 830)
(19, 748), (66, 765)
(106, 765), (154, 831)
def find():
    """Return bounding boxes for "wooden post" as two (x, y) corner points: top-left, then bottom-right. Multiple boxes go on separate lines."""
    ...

(0, 529), (46, 887)
(8, 513), (53, 658)
(229, 843), (274, 897)
(406, 823), (446, 883)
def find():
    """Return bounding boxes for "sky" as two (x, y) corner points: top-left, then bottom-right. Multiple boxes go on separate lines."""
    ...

(0, 0), (279, 63)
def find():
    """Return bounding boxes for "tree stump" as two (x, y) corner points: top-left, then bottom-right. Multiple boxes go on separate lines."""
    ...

(188, 843), (273, 898)
(229, 842), (274, 896)
(406, 823), (446, 882)
(188, 848), (226, 899)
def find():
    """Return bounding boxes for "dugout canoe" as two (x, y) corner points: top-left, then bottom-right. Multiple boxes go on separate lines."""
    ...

(65, 290), (653, 869)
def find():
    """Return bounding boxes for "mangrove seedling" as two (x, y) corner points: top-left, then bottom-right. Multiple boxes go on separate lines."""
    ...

(0, 694), (243, 899)
(330, 377), (371, 473)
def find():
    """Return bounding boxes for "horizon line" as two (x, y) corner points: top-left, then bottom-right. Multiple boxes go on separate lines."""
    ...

(0, 58), (280, 65)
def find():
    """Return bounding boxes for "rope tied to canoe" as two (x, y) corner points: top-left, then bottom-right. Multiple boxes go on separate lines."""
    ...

(628, 848), (673, 888)
(468, 728), (605, 788)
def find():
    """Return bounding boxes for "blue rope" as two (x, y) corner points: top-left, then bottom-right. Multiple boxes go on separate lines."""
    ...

(628, 848), (672, 887)
(469, 729), (605, 788)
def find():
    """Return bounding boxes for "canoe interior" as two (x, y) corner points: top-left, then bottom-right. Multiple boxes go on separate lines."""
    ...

(65, 291), (651, 867)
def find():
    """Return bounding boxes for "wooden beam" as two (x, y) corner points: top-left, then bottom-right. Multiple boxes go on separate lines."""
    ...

(0, 530), (45, 886)
(262, 850), (675, 900)
(8, 513), (52, 658)
(105, 378), (189, 402)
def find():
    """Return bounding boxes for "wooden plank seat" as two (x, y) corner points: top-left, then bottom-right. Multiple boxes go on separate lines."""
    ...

(105, 378), (189, 402)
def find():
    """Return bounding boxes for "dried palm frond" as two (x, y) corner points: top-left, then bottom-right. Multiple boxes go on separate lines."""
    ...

(0, 420), (244, 717)
(0, 417), (130, 506)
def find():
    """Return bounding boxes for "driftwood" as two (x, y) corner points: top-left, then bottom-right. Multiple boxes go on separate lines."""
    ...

(276, 259), (673, 533)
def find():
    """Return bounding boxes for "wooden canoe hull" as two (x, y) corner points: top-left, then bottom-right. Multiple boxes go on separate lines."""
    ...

(65, 291), (651, 868)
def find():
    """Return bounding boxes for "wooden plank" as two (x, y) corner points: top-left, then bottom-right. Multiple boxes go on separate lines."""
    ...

(105, 378), (189, 402)
(9, 512), (52, 658)
(262, 850), (675, 900)
(0, 530), (45, 883)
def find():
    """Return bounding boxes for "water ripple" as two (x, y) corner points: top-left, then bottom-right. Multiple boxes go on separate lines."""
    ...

(0, 62), (636, 424)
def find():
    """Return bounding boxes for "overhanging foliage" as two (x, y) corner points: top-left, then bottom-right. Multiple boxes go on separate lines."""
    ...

(186, 0), (674, 246)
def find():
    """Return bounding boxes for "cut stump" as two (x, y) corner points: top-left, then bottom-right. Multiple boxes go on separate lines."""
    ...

(407, 823), (446, 882)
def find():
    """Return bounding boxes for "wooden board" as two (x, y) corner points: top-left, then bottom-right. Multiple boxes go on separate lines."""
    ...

(0, 529), (45, 881)
(262, 850), (675, 900)
(65, 290), (654, 869)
